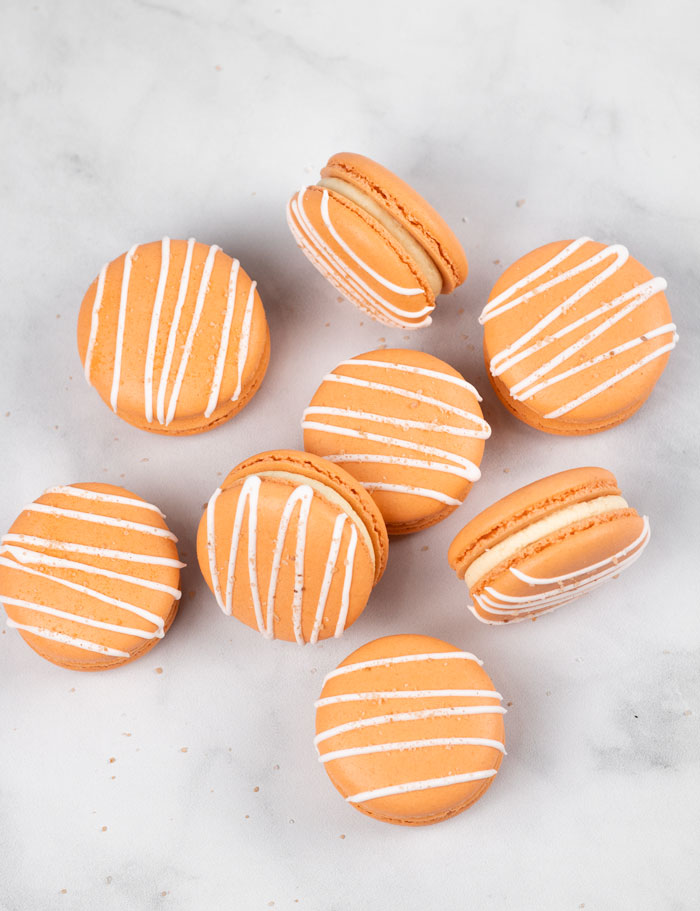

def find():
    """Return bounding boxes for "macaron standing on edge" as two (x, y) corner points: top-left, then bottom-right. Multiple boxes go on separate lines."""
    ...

(77, 238), (270, 434)
(480, 237), (677, 434)
(448, 467), (650, 624)
(315, 634), (506, 825)
(302, 348), (490, 534)
(287, 152), (468, 329)
(197, 451), (389, 644)
(0, 483), (183, 670)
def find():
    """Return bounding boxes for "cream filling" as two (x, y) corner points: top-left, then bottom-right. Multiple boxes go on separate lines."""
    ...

(256, 471), (375, 573)
(465, 495), (629, 589)
(317, 177), (443, 296)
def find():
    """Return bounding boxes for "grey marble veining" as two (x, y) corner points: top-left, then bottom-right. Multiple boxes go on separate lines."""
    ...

(0, 0), (698, 908)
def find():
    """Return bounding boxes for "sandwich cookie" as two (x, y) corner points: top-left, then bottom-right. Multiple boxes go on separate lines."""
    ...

(448, 467), (649, 624)
(0, 484), (182, 670)
(302, 348), (490, 534)
(197, 451), (388, 644)
(286, 152), (468, 329)
(315, 634), (506, 825)
(78, 238), (270, 434)
(480, 238), (677, 434)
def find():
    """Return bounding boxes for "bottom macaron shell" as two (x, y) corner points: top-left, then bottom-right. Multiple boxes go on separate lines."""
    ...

(197, 475), (377, 643)
(315, 634), (506, 825)
(470, 511), (648, 623)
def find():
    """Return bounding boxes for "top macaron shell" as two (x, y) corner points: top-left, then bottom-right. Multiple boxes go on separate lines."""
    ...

(449, 467), (650, 624)
(196, 451), (388, 644)
(77, 238), (270, 434)
(287, 153), (468, 330)
(480, 238), (677, 435)
(302, 348), (490, 534)
(0, 483), (182, 670)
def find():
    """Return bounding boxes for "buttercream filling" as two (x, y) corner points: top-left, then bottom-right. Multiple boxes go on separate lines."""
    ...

(317, 177), (443, 296)
(464, 495), (629, 589)
(256, 471), (375, 573)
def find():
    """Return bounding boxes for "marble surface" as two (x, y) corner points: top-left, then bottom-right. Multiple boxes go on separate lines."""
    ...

(1, 0), (699, 908)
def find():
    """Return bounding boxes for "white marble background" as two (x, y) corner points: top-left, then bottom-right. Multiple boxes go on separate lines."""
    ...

(1, 0), (698, 908)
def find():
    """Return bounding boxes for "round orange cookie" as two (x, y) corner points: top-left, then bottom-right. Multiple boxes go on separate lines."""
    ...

(302, 348), (490, 534)
(77, 238), (270, 434)
(448, 467), (649, 624)
(287, 152), (468, 329)
(315, 634), (506, 826)
(197, 451), (388, 644)
(480, 237), (677, 434)
(0, 483), (182, 670)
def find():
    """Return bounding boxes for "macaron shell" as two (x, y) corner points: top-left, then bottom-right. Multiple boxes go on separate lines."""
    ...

(196, 474), (376, 643)
(287, 186), (435, 329)
(315, 634), (505, 825)
(221, 450), (388, 582)
(321, 153), (468, 292)
(449, 466), (621, 576)
(481, 239), (676, 434)
(0, 483), (181, 669)
(303, 348), (489, 534)
(77, 239), (270, 434)
(469, 510), (648, 624)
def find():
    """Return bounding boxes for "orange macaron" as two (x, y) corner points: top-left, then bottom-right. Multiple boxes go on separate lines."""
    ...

(0, 483), (182, 670)
(77, 238), (270, 434)
(302, 348), (490, 534)
(197, 451), (388, 644)
(480, 237), (677, 434)
(448, 467), (649, 624)
(315, 634), (506, 825)
(287, 152), (468, 329)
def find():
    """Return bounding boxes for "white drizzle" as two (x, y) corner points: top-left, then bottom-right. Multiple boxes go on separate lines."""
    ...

(1, 534), (184, 567)
(479, 239), (677, 420)
(334, 359), (481, 398)
(44, 485), (165, 516)
(143, 237), (171, 423)
(156, 237), (196, 425)
(319, 737), (506, 763)
(204, 258), (240, 419)
(83, 262), (107, 382)
(6, 620), (130, 658)
(324, 651), (483, 683)
(109, 244), (138, 412)
(315, 689), (501, 707)
(346, 769), (497, 804)
(24, 503), (177, 540)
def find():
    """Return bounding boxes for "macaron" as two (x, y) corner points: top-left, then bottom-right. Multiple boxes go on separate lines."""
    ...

(480, 237), (677, 434)
(77, 237), (270, 434)
(286, 152), (468, 329)
(0, 483), (182, 670)
(315, 634), (506, 825)
(448, 467), (650, 625)
(196, 451), (388, 644)
(302, 348), (490, 534)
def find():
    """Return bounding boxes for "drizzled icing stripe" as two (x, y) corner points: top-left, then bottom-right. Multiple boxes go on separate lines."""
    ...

(1, 595), (162, 641)
(207, 475), (360, 644)
(472, 518), (650, 620)
(334, 359), (481, 398)
(110, 244), (138, 412)
(24, 504), (177, 540)
(165, 244), (220, 426)
(83, 262), (107, 382)
(314, 705), (506, 746)
(232, 280), (258, 403)
(318, 737), (506, 763)
(0, 545), (181, 597)
(1, 534), (184, 567)
(156, 237), (196, 425)
(0, 557), (167, 631)
(346, 769), (497, 804)
(44, 486), (165, 516)
(6, 619), (130, 658)
(144, 237), (171, 423)
(479, 239), (677, 418)
(362, 482), (461, 506)
(322, 453), (476, 480)
(324, 651), (482, 683)
(304, 406), (489, 438)
(315, 689), (501, 707)
(288, 189), (433, 327)
(204, 258), (240, 419)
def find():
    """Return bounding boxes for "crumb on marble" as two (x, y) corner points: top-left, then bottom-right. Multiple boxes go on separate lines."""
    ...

(421, 546), (429, 552)
(180, 747), (188, 753)
(109, 757), (116, 763)
(122, 732), (131, 737)
(155, 667), (163, 674)
(516, 199), (526, 207)
(106, 876), (112, 884)
(339, 834), (346, 839)
(492, 259), (500, 265)
(101, 826), (107, 832)
(253, 786), (259, 792)
(141, 458), (149, 463)
(507, 701), (513, 707)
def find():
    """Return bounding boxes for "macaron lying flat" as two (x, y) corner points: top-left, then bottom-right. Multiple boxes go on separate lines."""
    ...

(287, 152), (468, 329)
(480, 237), (677, 434)
(197, 451), (388, 644)
(315, 634), (506, 825)
(78, 237), (270, 434)
(448, 467), (650, 624)
(0, 483), (182, 670)
(302, 348), (490, 534)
